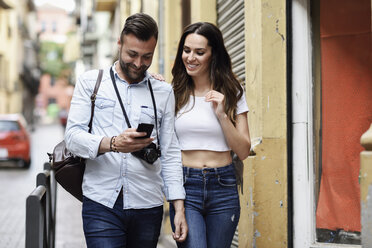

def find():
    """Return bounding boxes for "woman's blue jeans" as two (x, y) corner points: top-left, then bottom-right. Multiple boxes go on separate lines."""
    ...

(82, 192), (163, 248)
(170, 163), (240, 248)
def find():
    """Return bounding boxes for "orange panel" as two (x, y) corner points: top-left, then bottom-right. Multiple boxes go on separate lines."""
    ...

(316, 0), (372, 232)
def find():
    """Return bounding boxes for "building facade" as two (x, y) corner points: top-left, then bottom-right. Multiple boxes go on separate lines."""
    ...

(0, 0), (40, 126)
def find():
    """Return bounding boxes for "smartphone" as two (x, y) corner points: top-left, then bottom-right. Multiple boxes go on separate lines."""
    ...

(136, 123), (154, 138)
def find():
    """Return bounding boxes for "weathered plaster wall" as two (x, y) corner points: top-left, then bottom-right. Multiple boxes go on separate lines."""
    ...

(241, 0), (288, 247)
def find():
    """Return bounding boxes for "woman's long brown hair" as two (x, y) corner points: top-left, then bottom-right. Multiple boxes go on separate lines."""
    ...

(172, 22), (243, 124)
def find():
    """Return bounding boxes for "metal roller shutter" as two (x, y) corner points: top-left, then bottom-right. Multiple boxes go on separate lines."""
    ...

(217, 0), (245, 86)
(217, 1), (245, 247)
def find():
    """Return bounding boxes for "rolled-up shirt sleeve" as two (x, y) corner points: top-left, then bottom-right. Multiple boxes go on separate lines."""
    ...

(65, 71), (104, 159)
(159, 90), (186, 201)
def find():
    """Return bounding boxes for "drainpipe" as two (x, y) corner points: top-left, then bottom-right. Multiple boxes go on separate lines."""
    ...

(286, 0), (293, 246)
(158, 0), (164, 75)
(291, 0), (315, 247)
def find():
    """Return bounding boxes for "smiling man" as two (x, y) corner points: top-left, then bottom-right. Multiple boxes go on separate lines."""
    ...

(65, 13), (187, 248)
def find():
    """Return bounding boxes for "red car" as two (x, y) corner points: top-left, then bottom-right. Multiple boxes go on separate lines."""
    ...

(0, 114), (31, 168)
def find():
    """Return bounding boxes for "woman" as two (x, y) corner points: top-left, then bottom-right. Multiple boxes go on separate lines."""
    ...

(170, 22), (251, 248)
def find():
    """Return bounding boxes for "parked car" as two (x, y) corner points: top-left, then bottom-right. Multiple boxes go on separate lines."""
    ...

(0, 114), (31, 168)
(58, 109), (68, 128)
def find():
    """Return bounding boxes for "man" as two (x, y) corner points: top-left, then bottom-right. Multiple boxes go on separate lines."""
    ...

(65, 13), (187, 248)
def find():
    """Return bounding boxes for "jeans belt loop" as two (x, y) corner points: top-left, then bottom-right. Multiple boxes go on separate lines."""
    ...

(186, 167), (190, 177)
(214, 167), (218, 176)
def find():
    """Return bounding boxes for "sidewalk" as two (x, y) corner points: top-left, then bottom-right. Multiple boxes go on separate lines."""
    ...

(55, 186), (176, 248)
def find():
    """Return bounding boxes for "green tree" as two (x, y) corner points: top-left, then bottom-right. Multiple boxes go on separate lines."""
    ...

(39, 41), (71, 78)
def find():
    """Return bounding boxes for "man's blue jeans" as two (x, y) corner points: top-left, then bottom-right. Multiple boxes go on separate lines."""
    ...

(82, 192), (163, 248)
(170, 164), (240, 248)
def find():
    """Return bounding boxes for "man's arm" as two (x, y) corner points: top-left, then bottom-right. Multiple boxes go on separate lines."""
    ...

(98, 129), (153, 154)
(158, 89), (187, 241)
(65, 70), (105, 159)
(159, 90), (185, 200)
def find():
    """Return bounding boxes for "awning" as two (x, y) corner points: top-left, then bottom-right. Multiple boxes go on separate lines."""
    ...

(0, 0), (12, 9)
(96, 0), (116, 12)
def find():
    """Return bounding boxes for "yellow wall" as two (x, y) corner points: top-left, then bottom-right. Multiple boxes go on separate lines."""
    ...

(0, 8), (8, 113)
(190, 0), (216, 24)
(0, 1), (23, 114)
(142, 0), (160, 74)
(163, 0), (182, 82)
(241, 0), (288, 247)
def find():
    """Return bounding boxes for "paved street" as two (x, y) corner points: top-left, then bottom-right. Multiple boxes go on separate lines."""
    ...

(0, 122), (175, 248)
(0, 123), (64, 247)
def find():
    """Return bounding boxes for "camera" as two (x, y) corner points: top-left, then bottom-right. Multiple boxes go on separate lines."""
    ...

(131, 142), (161, 164)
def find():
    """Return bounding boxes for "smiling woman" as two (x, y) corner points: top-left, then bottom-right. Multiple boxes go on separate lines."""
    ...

(170, 22), (251, 248)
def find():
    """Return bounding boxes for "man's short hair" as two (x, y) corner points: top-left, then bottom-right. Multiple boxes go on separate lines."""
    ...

(120, 13), (158, 42)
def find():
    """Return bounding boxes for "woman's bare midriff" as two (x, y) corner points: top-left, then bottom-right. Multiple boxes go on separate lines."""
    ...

(181, 150), (232, 169)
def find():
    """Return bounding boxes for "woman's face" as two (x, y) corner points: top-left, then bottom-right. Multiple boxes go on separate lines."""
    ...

(182, 33), (212, 78)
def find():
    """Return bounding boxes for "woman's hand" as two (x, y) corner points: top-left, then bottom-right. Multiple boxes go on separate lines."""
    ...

(205, 90), (226, 118)
(205, 90), (251, 160)
(149, 72), (165, 81)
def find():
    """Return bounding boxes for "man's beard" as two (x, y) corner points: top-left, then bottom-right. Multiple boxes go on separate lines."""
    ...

(119, 56), (149, 83)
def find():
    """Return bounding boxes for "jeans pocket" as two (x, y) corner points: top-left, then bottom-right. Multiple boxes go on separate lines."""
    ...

(95, 98), (115, 128)
(217, 175), (237, 187)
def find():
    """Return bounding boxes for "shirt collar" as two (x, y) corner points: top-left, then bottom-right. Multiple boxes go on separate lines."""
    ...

(112, 61), (150, 85)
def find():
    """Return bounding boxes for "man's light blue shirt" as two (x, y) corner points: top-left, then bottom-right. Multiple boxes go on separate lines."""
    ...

(65, 64), (185, 209)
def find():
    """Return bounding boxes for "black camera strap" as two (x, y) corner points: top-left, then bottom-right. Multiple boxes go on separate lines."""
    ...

(109, 67), (160, 149)
(147, 79), (160, 147)
(110, 68), (132, 128)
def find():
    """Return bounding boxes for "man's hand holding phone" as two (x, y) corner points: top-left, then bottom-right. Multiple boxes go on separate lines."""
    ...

(112, 124), (154, 153)
(135, 123), (154, 139)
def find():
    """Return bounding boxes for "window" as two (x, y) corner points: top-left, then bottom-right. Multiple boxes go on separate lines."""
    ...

(0, 121), (20, 132)
(41, 21), (46, 32)
(52, 21), (57, 33)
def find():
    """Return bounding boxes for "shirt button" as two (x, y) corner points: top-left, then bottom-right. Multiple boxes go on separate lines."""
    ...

(125, 190), (128, 193)
(123, 155), (126, 159)
(122, 173), (125, 177)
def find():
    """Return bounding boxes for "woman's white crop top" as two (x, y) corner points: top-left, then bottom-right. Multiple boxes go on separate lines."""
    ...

(175, 93), (249, 151)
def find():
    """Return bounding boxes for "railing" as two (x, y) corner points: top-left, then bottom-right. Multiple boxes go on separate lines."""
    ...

(360, 124), (372, 247)
(26, 162), (57, 248)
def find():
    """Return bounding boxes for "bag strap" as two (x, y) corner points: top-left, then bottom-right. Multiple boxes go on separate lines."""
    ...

(88, 69), (103, 133)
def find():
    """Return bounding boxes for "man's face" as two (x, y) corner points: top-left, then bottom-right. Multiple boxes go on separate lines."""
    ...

(118, 33), (157, 83)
